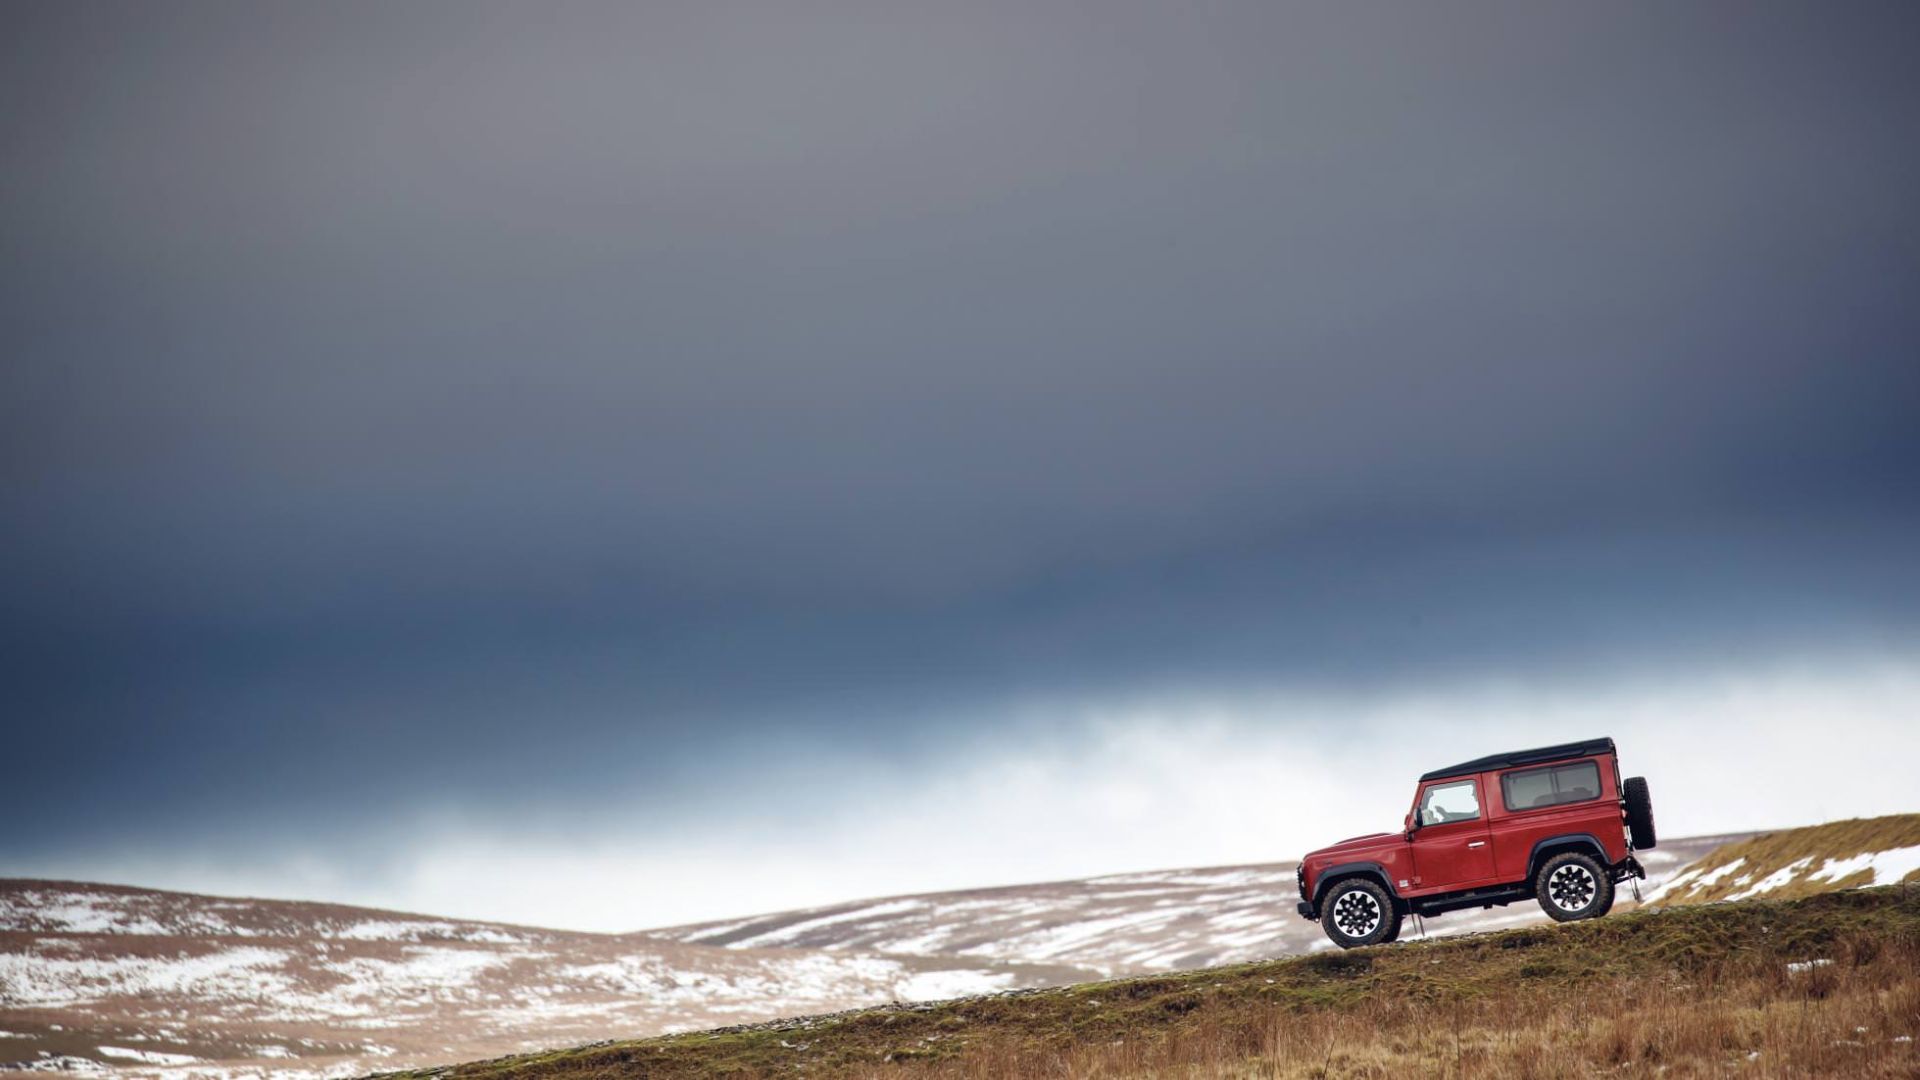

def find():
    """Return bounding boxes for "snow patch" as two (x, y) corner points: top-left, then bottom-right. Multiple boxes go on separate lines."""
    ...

(332, 920), (523, 944)
(1726, 858), (1814, 901)
(1693, 858), (1747, 889)
(0, 947), (291, 1007)
(720, 900), (927, 949)
(892, 969), (1015, 1001)
(96, 1046), (200, 1065)
(11, 1054), (112, 1075)
(1807, 845), (1920, 888)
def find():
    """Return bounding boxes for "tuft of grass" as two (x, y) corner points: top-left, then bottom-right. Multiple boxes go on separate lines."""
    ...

(1657, 813), (1920, 905)
(373, 885), (1920, 1080)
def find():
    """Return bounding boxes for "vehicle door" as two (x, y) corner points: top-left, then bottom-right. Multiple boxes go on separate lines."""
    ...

(1409, 776), (1497, 890)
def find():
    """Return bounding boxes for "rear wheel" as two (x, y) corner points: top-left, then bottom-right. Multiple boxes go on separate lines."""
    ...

(1320, 878), (1401, 949)
(1623, 776), (1656, 849)
(1536, 851), (1614, 922)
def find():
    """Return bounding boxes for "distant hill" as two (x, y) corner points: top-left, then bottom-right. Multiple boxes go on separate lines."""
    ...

(0, 882), (1080, 1079)
(647, 833), (1738, 975)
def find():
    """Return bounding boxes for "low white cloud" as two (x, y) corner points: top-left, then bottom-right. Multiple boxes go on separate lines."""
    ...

(23, 654), (1920, 932)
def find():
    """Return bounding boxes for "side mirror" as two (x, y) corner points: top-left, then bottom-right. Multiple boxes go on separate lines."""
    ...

(1404, 812), (1418, 840)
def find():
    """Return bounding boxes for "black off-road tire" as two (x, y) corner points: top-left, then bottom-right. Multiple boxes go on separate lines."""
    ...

(1623, 776), (1657, 850)
(1320, 878), (1401, 949)
(1535, 851), (1614, 922)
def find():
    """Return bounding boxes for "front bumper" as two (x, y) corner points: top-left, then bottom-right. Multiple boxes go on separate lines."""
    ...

(1296, 900), (1317, 919)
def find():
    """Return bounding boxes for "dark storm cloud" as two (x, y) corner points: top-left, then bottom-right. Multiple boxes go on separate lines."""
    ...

(4, 2), (1919, 853)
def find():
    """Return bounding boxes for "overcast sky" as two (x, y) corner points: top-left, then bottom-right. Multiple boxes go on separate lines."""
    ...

(4, 1), (1918, 930)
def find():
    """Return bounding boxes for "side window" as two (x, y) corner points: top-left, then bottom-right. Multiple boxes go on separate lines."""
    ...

(1419, 780), (1481, 826)
(1501, 761), (1603, 811)
(1503, 767), (1556, 809)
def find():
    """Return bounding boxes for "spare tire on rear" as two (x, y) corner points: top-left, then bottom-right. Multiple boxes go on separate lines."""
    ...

(1624, 775), (1656, 849)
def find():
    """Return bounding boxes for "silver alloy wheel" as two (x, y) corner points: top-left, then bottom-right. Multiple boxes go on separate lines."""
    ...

(1331, 888), (1383, 938)
(1548, 862), (1598, 912)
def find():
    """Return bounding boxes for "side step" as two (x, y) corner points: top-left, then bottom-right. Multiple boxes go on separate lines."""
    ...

(1410, 883), (1534, 917)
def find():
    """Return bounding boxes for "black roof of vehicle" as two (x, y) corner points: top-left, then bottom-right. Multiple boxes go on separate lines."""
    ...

(1420, 737), (1616, 782)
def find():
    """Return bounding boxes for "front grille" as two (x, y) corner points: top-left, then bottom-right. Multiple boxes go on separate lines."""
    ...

(1296, 863), (1307, 898)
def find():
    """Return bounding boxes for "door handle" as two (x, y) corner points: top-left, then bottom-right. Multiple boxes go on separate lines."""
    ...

(1467, 841), (1486, 848)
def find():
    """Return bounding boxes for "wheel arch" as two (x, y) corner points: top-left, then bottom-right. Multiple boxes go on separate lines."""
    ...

(1526, 834), (1609, 881)
(1312, 862), (1405, 913)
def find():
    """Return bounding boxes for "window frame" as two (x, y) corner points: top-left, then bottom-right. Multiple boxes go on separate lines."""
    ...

(1499, 759), (1603, 813)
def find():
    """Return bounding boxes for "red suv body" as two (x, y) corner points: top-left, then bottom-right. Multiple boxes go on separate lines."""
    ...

(1296, 737), (1656, 948)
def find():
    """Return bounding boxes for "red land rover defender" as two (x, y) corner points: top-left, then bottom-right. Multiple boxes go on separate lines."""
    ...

(1295, 737), (1656, 949)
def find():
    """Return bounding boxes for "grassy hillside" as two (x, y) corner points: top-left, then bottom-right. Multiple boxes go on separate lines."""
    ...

(379, 886), (1920, 1079)
(1647, 813), (1920, 906)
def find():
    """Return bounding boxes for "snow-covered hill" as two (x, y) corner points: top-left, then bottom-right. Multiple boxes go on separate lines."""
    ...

(651, 834), (1737, 976)
(0, 882), (1082, 1080)
(0, 830), (1762, 1080)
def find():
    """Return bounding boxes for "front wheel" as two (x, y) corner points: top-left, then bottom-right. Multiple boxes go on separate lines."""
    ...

(1320, 878), (1401, 949)
(1536, 851), (1614, 922)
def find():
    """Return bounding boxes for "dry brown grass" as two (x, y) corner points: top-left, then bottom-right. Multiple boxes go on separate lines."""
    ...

(385, 887), (1920, 1080)
(907, 927), (1920, 1078)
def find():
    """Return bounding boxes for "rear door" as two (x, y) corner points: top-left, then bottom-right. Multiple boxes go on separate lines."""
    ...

(1409, 776), (1497, 891)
